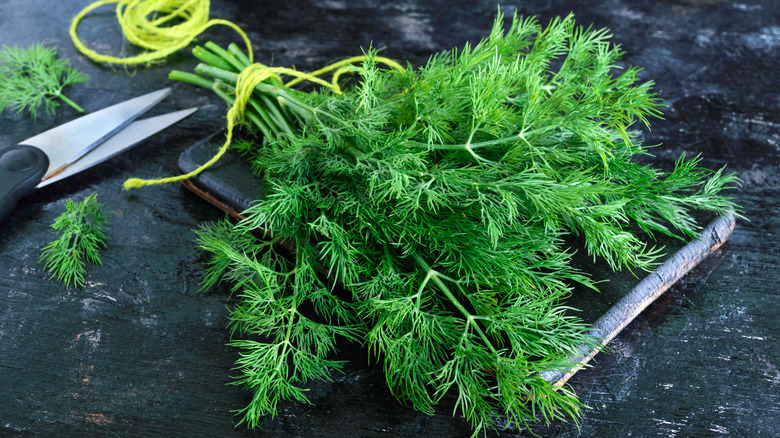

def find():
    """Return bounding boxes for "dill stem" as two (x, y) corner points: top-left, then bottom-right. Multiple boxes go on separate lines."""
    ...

(246, 95), (281, 139)
(227, 43), (253, 69)
(192, 45), (234, 71)
(216, 78), (292, 137)
(258, 93), (295, 137)
(169, 70), (276, 138)
(168, 70), (213, 89)
(57, 92), (84, 113)
(411, 253), (498, 356)
(410, 133), (523, 151)
(204, 41), (246, 73)
(211, 84), (273, 139)
(276, 239), (306, 374)
(276, 307), (295, 375)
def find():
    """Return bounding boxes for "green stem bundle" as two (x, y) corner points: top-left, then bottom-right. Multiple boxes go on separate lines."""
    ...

(170, 41), (312, 142)
(55, 91), (85, 113)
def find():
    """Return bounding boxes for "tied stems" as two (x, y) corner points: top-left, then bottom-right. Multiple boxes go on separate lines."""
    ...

(55, 90), (85, 113)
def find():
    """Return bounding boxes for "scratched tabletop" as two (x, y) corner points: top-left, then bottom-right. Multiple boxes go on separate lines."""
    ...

(0, 1), (778, 437)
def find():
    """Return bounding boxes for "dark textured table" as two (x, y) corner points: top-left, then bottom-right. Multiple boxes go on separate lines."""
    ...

(1, 1), (777, 437)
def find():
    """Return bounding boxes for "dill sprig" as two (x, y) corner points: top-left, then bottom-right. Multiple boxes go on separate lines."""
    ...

(39, 193), (108, 288)
(174, 10), (741, 435)
(0, 42), (87, 120)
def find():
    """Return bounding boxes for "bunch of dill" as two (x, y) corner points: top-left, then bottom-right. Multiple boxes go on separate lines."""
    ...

(179, 11), (740, 435)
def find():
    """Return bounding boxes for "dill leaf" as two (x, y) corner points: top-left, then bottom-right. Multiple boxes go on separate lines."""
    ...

(0, 42), (87, 120)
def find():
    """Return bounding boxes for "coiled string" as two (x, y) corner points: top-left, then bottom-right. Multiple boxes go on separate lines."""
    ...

(70, 0), (404, 189)
(70, 0), (253, 65)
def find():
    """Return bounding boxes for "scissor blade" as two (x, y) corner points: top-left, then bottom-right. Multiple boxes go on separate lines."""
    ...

(20, 88), (172, 178)
(36, 108), (197, 188)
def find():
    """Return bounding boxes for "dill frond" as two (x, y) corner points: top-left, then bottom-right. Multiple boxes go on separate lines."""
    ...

(0, 42), (87, 120)
(39, 193), (108, 288)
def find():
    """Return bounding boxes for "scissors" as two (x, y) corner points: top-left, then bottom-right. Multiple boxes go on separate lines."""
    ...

(0, 88), (196, 222)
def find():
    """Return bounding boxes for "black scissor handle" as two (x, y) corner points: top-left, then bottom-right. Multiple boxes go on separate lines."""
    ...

(0, 145), (49, 223)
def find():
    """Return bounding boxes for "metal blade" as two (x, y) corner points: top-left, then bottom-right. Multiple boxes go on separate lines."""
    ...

(36, 108), (197, 188)
(20, 88), (172, 178)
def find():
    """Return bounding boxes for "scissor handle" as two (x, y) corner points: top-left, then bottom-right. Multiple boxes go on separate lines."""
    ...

(0, 145), (49, 223)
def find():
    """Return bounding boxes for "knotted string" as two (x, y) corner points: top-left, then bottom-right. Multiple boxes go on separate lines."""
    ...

(70, 0), (253, 65)
(123, 56), (404, 189)
(122, 63), (267, 188)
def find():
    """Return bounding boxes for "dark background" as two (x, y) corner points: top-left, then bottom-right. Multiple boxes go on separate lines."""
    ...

(1, 0), (778, 436)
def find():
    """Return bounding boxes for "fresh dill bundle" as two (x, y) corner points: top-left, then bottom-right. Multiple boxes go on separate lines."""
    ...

(39, 193), (108, 288)
(0, 42), (87, 120)
(172, 11), (740, 435)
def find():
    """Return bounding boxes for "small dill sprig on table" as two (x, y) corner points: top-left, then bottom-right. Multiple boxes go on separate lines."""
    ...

(39, 193), (108, 288)
(0, 42), (87, 120)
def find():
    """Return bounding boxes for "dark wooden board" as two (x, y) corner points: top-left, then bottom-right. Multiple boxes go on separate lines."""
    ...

(1, 1), (778, 437)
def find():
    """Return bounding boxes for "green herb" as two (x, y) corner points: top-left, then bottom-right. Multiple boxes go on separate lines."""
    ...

(39, 193), (108, 288)
(0, 42), (87, 120)
(173, 11), (741, 435)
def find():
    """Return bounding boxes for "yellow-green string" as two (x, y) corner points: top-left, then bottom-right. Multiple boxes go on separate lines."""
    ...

(123, 56), (404, 189)
(122, 62), (265, 189)
(70, 0), (253, 65)
(285, 55), (405, 93)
